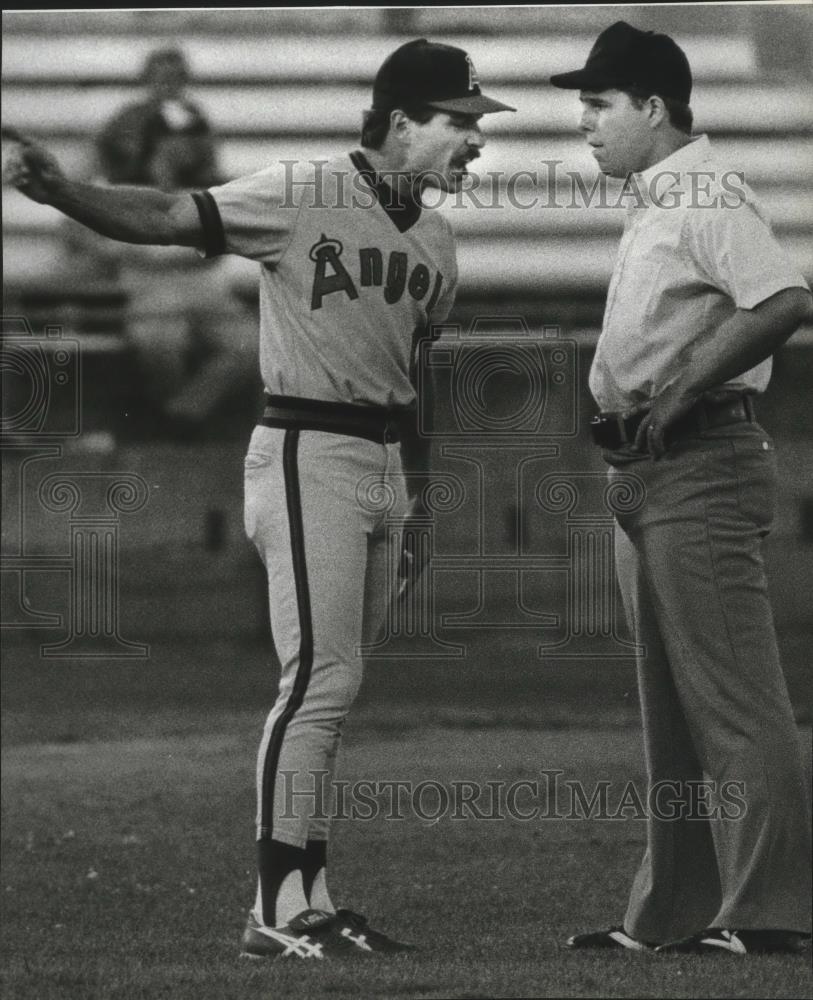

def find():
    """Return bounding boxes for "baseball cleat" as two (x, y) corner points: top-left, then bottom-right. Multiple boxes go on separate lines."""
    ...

(240, 908), (362, 960)
(566, 926), (653, 951)
(656, 928), (810, 955)
(335, 908), (418, 953)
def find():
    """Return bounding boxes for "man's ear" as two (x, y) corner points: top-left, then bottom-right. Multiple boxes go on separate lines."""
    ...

(389, 109), (413, 141)
(646, 96), (669, 129)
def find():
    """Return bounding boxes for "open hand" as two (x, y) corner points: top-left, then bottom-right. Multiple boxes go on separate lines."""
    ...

(2, 127), (65, 204)
(632, 386), (699, 459)
(396, 509), (429, 600)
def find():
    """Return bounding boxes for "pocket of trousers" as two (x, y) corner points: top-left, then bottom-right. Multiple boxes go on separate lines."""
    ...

(730, 436), (778, 536)
(243, 451), (275, 543)
(245, 451), (274, 471)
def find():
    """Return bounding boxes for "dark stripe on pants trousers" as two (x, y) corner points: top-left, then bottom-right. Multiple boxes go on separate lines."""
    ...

(259, 429), (314, 838)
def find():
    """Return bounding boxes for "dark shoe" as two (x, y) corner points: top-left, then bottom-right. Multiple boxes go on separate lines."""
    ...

(240, 908), (362, 960)
(335, 908), (418, 953)
(656, 928), (810, 955)
(566, 925), (653, 951)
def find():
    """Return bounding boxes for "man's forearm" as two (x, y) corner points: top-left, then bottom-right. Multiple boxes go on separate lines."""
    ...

(675, 287), (813, 398)
(400, 411), (432, 481)
(6, 128), (200, 245)
(47, 179), (188, 246)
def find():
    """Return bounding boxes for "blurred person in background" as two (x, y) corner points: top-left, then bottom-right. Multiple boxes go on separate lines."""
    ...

(98, 45), (220, 190)
(94, 45), (257, 433)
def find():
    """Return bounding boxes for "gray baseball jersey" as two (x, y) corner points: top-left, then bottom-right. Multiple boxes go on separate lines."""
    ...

(194, 151), (458, 407)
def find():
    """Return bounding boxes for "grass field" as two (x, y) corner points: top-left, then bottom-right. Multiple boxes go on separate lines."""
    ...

(2, 636), (812, 1000)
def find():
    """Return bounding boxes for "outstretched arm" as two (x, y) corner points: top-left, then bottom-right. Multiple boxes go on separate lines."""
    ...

(3, 127), (202, 248)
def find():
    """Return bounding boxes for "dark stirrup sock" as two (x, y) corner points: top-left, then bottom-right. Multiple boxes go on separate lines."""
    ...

(303, 839), (334, 911)
(257, 838), (309, 927)
(302, 839), (327, 899)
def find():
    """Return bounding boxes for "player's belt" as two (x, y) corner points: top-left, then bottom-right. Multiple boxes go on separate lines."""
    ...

(590, 393), (756, 449)
(260, 394), (410, 444)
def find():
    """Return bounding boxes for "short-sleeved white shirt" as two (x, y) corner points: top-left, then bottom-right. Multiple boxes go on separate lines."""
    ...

(193, 151), (458, 409)
(590, 134), (808, 413)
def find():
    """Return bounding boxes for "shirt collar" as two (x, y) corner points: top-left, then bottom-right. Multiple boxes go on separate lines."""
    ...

(636, 134), (712, 201)
(350, 150), (422, 234)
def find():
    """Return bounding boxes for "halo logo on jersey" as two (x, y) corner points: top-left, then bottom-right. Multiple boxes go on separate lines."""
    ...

(309, 234), (359, 310)
(309, 234), (445, 313)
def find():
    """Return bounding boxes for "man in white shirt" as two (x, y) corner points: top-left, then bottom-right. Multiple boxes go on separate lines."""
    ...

(551, 21), (812, 956)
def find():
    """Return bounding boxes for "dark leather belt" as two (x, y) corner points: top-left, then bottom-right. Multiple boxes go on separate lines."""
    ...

(590, 394), (756, 449)
(260, 394), (410, 444)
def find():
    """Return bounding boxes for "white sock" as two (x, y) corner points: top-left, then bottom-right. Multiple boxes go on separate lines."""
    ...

(252, 877), (263, 924)
(253, 870), (309, 928)
(307, 867), (335, 914)
(274, 869), (310, 927)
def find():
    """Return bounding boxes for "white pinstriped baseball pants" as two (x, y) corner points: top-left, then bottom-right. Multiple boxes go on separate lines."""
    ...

(243, 424), (410, 847)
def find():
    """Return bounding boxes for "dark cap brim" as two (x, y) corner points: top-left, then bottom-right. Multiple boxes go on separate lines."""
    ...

(425, 94), (516, 113)
(550, 69), (619, 91)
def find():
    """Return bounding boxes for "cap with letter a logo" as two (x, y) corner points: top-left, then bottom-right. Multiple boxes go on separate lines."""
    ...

(372, 38), (516, 114)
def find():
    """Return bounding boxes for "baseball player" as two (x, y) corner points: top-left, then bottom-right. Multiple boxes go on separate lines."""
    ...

(5, 38), (514, 958)
(550, 22), (812, 955)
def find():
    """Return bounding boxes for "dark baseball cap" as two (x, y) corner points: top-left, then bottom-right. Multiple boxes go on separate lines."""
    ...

(373, 38), (515, 114)
(550, 21), (692, 104)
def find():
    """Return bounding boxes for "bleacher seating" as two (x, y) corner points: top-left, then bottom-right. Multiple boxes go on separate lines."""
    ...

(2, 9), (810, 635)
(3, 12), (812, 332)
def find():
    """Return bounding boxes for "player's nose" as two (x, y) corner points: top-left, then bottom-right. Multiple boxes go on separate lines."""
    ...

(467, 123), (485, 150)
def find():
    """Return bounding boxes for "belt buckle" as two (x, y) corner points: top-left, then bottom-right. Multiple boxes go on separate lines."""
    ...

(590, 413), (626, 448)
